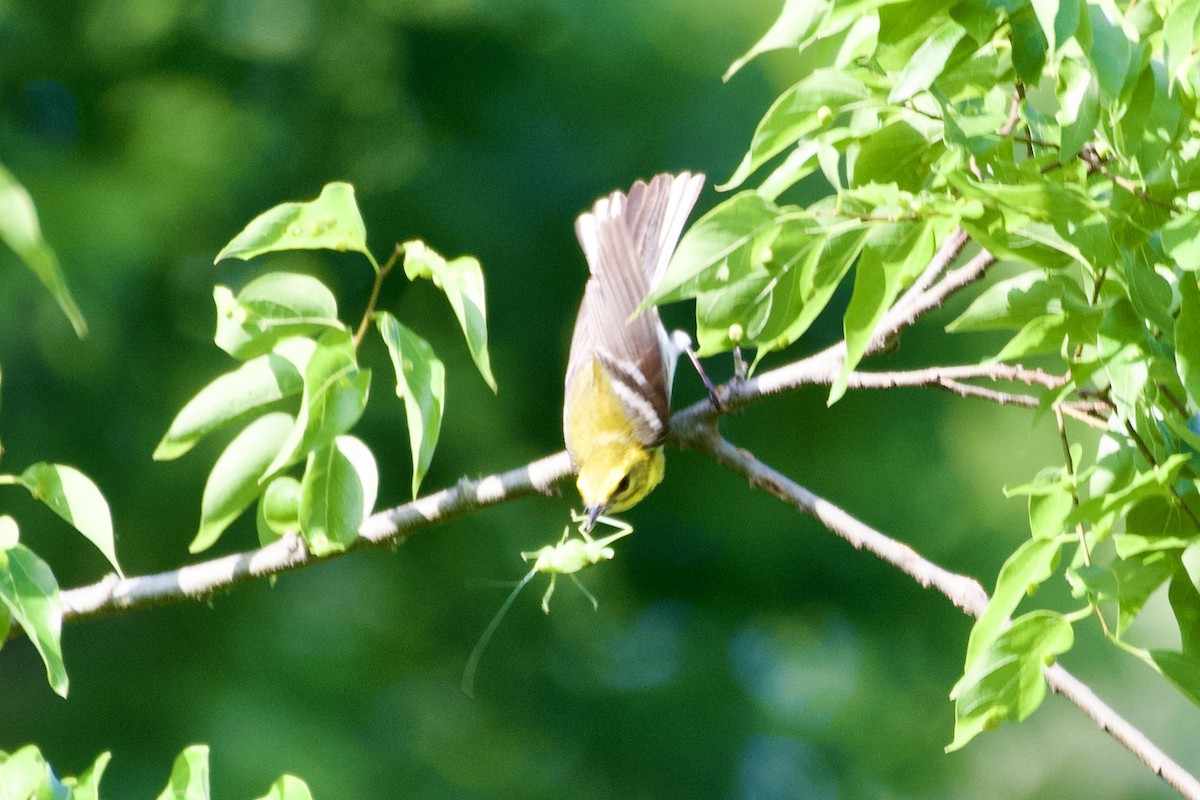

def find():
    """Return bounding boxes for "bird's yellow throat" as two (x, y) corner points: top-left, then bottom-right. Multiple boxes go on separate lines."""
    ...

(565, 358), (666, 514)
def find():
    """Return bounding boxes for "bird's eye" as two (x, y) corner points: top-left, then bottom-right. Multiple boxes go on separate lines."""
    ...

(615, 474), (632, 496)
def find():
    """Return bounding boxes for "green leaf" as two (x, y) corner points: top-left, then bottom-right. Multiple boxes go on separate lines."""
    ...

(1085, 2), (1134, 99)
(0, 514), (19, 550)
(965, 536), (1065, 669)
(0, 544), (66, 696)
(64, 751), (112, 800)
(940, 85), (1012, 156)
(213, 272), (343, 361)
(192, 412), (295, 553)
(947, 170), (1100, 223)
(155, 337), (315, 461)
(948, 611), (1073, 751)
(725, 0), (831, 80)
(1112, 550), (1180, 635)
(1163, 211), (1200, 271)
(848, 122), (942, 192)
(400, 241), (496, 392)
(254, 775), (315, 800)
(155, 745), (210, 800)
(1056, 60), (1099, 159)
(1005, 467), (1073, 539)
(1172, 557), (1200, 655)
(1177, 275), (1200, 406)
(888, 19), (965, 102)
(257, 476), (303, 546)
(1074, 456), (1192, 552)
(1149, 649), (1200, 706)
(948, 271), (1082, 332)
(831, 219), (938, 403)
(1030, 0), (1080, 53)
(722, 70), (871, 190)
(0, 745), (55, 800)
(0, 164), (87, 337)
(20, 464), (120, 576)
(1010, 6), (1048, 83)
(702, 220), (870, 360)
(215, 182), (372, 267)
(646, 191), (786, 308)
(377, 313), (446, 497)
(262, 329), (370, 479)
(1124, 255), (1173, 335)
(299, 435), (378, 556)
(1163, 0), (1200, 90)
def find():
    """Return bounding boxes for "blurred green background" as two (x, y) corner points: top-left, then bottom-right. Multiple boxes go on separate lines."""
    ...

(2, 1), (1198, 797)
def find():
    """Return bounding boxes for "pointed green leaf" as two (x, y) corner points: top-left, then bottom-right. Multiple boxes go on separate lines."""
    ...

(0, 745), (55, 799)
(215, 182), (372, 266)
(965, 536), (1065, 669)
(192, 412), (295, 553)
(155, 745), (210, 800)
(0, 544), (66, 696)
(299, 435), (378, 556)
(254, 775), (315, 800)
(0, 164), (87, 336)
(262, 329), (370, 478)
(724, 0), (831, 80)
(0, 514), (18, 550)
(847, 122), (941, 192)
(1030, 0), (1080, 53)
(377, 313), (445, 497)
(64, 751), (112, 800)
(1056, 60), (1099, 159)
(213, 272), (342, 361)
(1010, 7), (1048, 83)
(1164, 0), (1200, 89)
(948, 271), (1073, 332)
(1150, 650), (1200, 706)
(1172, 559), (1200, 655)
(647, 191), (786, 309)
(20, 463), (121, 576)
(1085, 3), (1133, 99)
(1177, 274), (1200, 406)
(830, 219), (938, 403)
(948, 611), (1073, 751)
(888, 19), (965, 102)
(1005, 467), (1074, 539)
(155, 338), (315, 460)
(721, 70), (870, 190)
(400, 241), (496, 392)
(1162, 211), (1200, 272)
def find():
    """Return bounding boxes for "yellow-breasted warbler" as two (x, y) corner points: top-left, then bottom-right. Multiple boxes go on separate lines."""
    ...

(563, 172), (705, 529)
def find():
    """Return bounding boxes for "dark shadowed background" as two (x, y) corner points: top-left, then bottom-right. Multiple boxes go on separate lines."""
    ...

(1, 1), (1196, 797)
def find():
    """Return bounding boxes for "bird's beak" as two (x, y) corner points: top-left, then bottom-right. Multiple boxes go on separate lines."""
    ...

(584, 503), (606, 532)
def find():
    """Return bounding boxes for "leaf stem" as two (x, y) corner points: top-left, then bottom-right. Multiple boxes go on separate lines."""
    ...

(353, 243), (402, 349)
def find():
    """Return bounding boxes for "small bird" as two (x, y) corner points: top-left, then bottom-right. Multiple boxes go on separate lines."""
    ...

(563, 172), (705, 529)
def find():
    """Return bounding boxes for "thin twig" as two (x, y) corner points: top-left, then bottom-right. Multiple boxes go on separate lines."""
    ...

(846, 362), (1067, 389)
(892, 227), (969, 319)
(686, 429), (1200, 800)
(352, 243), (402, 348)
(1078, 145), (1176, 212)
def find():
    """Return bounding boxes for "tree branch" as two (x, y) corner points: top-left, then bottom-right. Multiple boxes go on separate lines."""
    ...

(838, 364), (1111, 429)
(682, 426), (1200, 800)
(58, 452), (572, 623)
